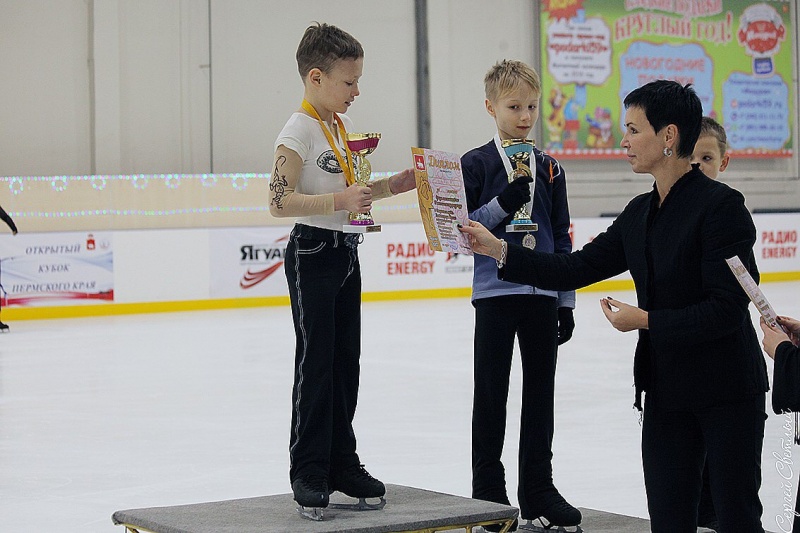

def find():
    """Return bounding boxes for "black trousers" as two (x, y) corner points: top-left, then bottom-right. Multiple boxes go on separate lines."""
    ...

(642, 393), (766, 533)
(472, 294), (558, 518)
(285, 224), (362, 482)
(697, 460), (716, 526)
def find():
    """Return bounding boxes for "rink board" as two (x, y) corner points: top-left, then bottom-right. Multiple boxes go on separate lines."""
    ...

(112, 484), (518, 533)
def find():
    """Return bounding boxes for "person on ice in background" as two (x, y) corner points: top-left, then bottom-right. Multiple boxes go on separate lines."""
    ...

(0, 203), (17, 331)
(691, 116), (730, 182)
(460, 59), (578, 533)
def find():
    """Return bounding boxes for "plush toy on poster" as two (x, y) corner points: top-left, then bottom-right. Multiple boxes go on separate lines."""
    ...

(585, 107), (614, 149)
(546, 87), (566, 151)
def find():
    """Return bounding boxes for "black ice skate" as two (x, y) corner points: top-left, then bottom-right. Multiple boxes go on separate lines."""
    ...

(0, 321), (9, 332)
(329, 463), (386, 511)
(697, 515), (719, 532)
(519, 490), (582, 533)
(292, 475), (329, 521)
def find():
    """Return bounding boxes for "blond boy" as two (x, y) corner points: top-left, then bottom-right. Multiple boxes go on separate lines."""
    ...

(460, 60), (579, 532)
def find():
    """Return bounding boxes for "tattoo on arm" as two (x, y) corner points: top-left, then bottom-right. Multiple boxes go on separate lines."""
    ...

(270, 155), (289, 209)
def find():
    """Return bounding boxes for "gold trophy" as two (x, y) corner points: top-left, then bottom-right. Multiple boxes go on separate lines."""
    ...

(502, 138), (538, 249)
(343, 132), (382, 233)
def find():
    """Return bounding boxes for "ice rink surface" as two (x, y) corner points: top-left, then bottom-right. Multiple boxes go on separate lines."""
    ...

(2, 282), (799, 532)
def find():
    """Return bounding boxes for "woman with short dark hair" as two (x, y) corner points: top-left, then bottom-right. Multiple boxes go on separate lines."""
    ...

(461, 80), (768, 532)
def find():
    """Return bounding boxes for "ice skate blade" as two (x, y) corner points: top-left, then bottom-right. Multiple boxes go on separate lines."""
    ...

(296, 505), (324, 521)
(476, 524), (517, 533)
(329, 496), (386, 511)
(519, 518), (582, 532)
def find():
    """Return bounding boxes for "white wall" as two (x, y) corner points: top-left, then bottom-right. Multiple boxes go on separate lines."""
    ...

(0, 0), (798, 222)
(428, 0), (538, 156)
(208, 0), (417, 175)
(92, 0), (212, 175)
(0, 0), (91, 176)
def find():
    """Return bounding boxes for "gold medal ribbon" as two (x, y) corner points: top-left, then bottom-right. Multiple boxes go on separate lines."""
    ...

(301, 99), (355, 186)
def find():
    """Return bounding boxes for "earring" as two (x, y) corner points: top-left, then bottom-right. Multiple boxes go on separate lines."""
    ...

(663, 147), (673, 157)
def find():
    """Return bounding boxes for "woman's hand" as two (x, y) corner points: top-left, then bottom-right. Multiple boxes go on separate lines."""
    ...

(761, 316), (793, 359)
(458, 220), (503, 261)
(600, 297), (648, 332)
(776, 316), (800, 347)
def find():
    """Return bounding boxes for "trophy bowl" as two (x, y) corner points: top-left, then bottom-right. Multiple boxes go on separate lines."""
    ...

(501, 138), (534, 162)
(345, 132), (381, 157)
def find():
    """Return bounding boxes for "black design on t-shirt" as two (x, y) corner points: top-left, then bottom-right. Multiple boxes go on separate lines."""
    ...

(317, 150), (342, 174)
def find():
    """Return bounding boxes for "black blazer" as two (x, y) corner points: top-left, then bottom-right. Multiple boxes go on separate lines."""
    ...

(501, 166), (769, 410)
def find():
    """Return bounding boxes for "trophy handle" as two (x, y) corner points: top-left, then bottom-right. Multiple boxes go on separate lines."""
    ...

(509, 162), (532, 180)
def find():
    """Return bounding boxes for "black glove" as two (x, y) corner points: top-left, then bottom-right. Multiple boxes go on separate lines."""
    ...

(557, 307), (575, 345)
(497, 175), (533, 214)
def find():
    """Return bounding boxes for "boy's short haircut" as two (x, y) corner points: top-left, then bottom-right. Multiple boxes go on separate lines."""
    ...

(296, 22), (364, 79)
(484, 60), (541, 102)
(700, 116), (728, 156)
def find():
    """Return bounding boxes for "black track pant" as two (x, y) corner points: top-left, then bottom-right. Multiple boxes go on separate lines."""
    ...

(472, 294), (558, 518)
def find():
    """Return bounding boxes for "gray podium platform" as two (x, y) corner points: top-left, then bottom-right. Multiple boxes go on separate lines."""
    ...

(112, 484), (519, 533)
(112, 484), (728, 533)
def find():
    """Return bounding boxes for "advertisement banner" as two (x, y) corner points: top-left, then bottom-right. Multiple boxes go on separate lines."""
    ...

(753, 212), (799, 267)
(208, 224), (475, 299)
(0, 232), (113, 306)
(540, 0), (794, 159)
(209, 227), (292, 298)
(359, 223), (474, 292)
(570, 213), (799, 279)
(208, 216), (798, 300)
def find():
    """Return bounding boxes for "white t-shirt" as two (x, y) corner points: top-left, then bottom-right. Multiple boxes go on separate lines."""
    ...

(274, 112), (355, 230)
